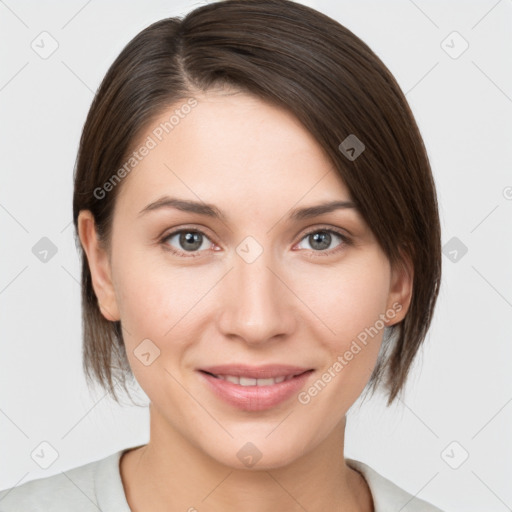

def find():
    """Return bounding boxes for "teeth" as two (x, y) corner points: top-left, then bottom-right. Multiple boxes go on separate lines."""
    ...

(215, 374), (293, 386)
(257, 378), (278, 386)
(240, 377), (257, 386)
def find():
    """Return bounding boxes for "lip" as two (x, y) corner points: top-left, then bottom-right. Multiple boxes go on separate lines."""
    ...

(197, 365), (314, 411)
(199, 364), (311, 379)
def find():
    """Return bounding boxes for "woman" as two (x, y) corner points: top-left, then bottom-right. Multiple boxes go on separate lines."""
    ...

(0, 0), (444, 510)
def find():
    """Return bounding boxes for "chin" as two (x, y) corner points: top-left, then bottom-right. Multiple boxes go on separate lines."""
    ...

(203, 436), (309, 472)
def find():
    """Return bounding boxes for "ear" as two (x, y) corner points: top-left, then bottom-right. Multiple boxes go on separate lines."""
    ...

(77, 210), (120, 322)
(385, 249), (414, 326)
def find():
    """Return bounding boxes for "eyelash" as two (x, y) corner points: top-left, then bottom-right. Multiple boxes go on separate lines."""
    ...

(159, 225), (352, 259)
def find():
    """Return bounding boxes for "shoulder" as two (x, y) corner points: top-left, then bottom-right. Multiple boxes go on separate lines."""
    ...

(0, 449), (129, 512)
(346, 458), (445, 512)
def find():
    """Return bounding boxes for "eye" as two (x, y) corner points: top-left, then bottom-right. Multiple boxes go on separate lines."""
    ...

(161, 229), (215, 257)
(160, 226), (351, 258)
(295, 228), (350, 256)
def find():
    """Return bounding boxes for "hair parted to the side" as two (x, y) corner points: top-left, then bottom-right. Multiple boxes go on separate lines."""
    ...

(72, 0), (441, 407)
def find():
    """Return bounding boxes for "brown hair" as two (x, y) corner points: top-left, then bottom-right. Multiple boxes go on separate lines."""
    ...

(72, 0), (441, 406)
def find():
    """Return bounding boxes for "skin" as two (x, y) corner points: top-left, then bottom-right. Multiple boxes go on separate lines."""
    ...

(78, 87), (413, 512)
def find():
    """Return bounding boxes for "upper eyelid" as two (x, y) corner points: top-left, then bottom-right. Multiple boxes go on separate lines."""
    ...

(301, 226), (348, 238)
(162, 224), (350, 249)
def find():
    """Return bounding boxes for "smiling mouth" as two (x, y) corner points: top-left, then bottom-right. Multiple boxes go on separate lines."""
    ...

(198, 367), (314, 411)
(200, 370), (313, 386)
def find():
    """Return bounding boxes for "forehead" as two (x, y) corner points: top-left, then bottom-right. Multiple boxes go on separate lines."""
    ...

(115, 90), (352, 217)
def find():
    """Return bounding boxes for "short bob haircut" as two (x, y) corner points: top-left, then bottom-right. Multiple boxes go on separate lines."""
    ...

(72, 0), (441, 407)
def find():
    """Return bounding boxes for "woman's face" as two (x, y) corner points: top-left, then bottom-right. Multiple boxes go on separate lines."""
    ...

(80, 88), (412, 469)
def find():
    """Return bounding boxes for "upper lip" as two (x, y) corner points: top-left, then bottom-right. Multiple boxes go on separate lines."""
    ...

(199, 365), (312, 379)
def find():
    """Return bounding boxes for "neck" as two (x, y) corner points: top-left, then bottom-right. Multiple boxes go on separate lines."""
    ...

(120, 404), (373, 512)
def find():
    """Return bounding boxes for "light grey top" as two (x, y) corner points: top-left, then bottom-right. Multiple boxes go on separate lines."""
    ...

(0, 447), (445, 511)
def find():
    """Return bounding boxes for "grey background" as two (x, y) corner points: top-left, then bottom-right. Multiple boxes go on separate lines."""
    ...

(1, 1), (511, 510)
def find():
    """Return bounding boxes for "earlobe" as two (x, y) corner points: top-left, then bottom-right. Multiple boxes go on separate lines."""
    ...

(386, 252), (414, 326)
(77, 210), (120, 322)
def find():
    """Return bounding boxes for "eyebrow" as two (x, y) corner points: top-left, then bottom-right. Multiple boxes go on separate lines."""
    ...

(138, 196), (357, 222)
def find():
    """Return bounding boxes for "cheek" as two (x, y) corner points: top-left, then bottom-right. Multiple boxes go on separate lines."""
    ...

(114, 268), (184, 400)
(292, 256), (391, 422)
(335, 270), (390, 346)
(111, 251), (217, 374)
(109, 249), (170, 369)
(113, 248), (194, 334)
(292, 252), (391, 348)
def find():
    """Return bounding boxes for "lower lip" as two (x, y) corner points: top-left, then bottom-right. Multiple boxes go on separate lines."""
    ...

(198, 370), (314, 411)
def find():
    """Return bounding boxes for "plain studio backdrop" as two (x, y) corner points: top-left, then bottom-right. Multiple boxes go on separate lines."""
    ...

(0, 1), (511, 510)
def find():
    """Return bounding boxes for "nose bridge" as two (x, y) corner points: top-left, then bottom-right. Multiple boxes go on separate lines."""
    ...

(218, 238), (295, 343)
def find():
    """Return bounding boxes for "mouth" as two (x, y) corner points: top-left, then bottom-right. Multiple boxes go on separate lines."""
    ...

(199, 370), (312, 386)
(197, 365), (314, 411)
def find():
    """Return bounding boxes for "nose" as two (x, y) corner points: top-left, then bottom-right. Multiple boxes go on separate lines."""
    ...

(217, 248), (297, 346)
